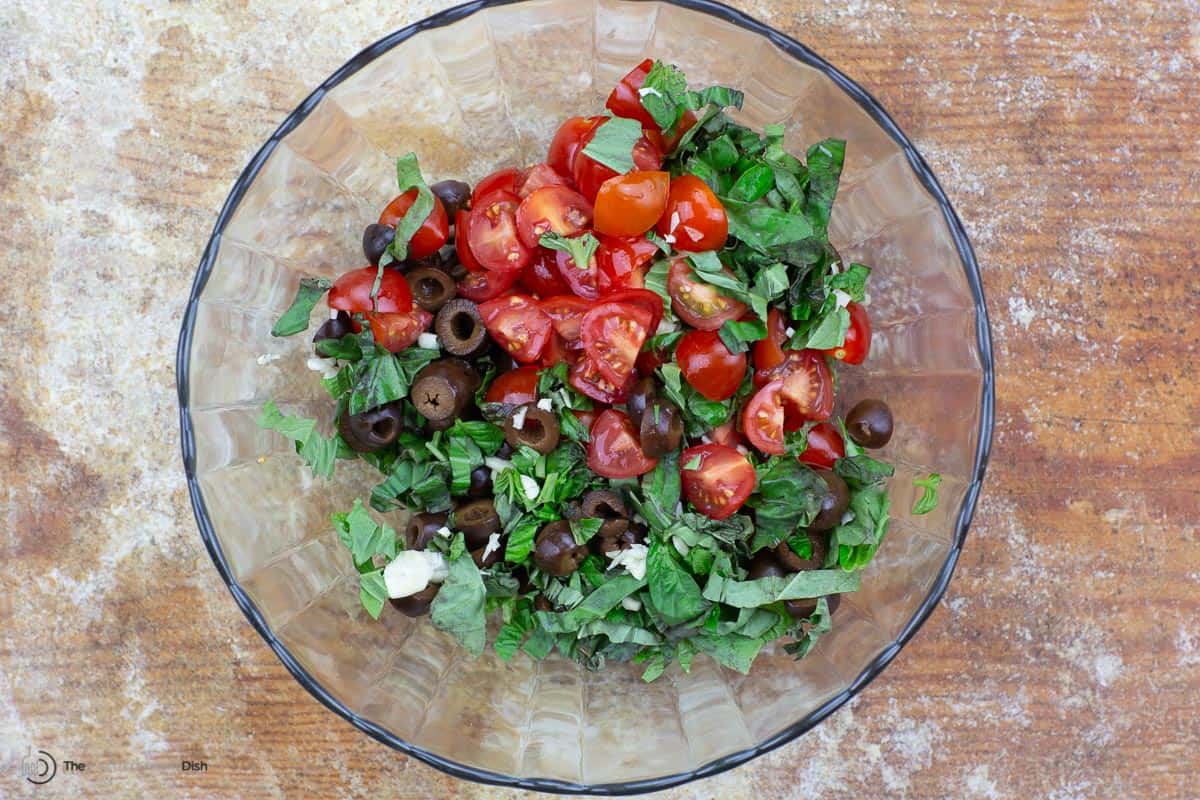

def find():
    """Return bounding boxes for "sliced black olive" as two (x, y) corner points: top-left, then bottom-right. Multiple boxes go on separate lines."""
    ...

(533, 594), (553, 612)
(406, 267), (456, 312)
(471, 541), (503, 569)
(435, 298), (489, 357)
(775, 530), (829, 572)
(580, 489), (627, 520)
(467, 465), (492, 498)
(431, 179), (472, 218)
(593, 519), (644, 558)
(845, 398), (894, 449)
(638, 401), (683, 458)
(338, 402), (404, 453)
(809, 470), (851, 533)
(452, 499), (500, 549)
(390, 583), (439, 617)
(624, 375), (658, 431)
(534, 521), (587, 577)
(405, 512), (448, 550)
(313, 310), (353, 343)
(411, 359), (479, 428)
(785, 593), (841, 620)
(503, 405), (560, 455)
(746, 551), (787, 580)
(495, 441), (515, 460)
(363, 223), (395, 265)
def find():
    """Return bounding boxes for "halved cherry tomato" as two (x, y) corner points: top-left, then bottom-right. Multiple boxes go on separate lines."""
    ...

(594, 171), (669, 237)
(572, 406), (601, 433)
(823, 301), (871, 365)
(680, 443), (755, 520)
(484, 366), (539, 405)
(596, 234), (657, 294)
(753, 308), (789, 373)
(572, 121), (664, 202)
(455, 209), (485, 273)
(656, 175), (727, 252)
(602, 288), (663, 336)
(519, 248), (572, 297)
(570, 354), (634, 404)
(541, 332), (583, 368)
(554, 247), (599, 300)
(456, 267), (519, 303)
(366, 308), (432, 353)
(643, 109), (698, 154)
(666, 258), (748, 331)
(581, 301), (654, 385)
(472, 168), (524, 204)
(479, 294), (552, 363)
(517, 163), (569, 198)
(539, 294), (591, 342)
(798, 422), (845, 469)
(605, 58), (657, 128)
(675, 329), (747, 401)
(467, 191), (533, 271)
(516, 186), (593, 249)
(759, 349), (834, 425)
(635, 337), (672, 375)
(587, 409), (658, 478)
(329, 266), (413, 314)
(378, 190), (450, 260)
(709, 420), (748, 450)
(548, 116), (605, 178)
(743, 379), (786, 455)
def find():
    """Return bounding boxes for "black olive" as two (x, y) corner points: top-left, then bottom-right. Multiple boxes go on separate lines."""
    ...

(775, 530), (829, 572)
(411, 359), (480, 428)
(746, 551), (787, 580)
(452, 499), (500, 549)
(503, 405), (560, 455)
(534, 521), (587, 577)
(467, 465), (492, 498)
(495, 441), (515, 460)
(784, 593), (841, 620)
(390, 584), (439, 617)
(363, 223), (395, 265)
(313, 310), (353, 343)
(580, 489), (627, 520)
(471, 541), (503, 569)
(845, 398), (894, 449)
(431, 179), (472, 218)
(406, 267), (456, 312)
(809, 470), (851, 533)
(338, 402), (404, 453)
(533, 594), (553, 612)
(638, 401), (683, 458)
(593, 519), (644, 558)
(434, 298), (489, 357)
(625, 375), (658, 431)
(405, 512), (448, 550)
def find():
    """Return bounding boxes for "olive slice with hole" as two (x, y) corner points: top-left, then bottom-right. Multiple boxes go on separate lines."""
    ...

(845, 398), (894, 449)
(534, 520), (587, 577)
(411, 359), (479, 428)
(431, 179), (472, 218)
(406, 267), (456, 313)
(471, 541), (503, 569)
(435, 298), (489, 357)
(809, 470), (851, 533)
(624, 375), (658, 432)
(338, 401), (404, 453)
(593, 518), (644, 559)
(580, 489), (627, 520)
(313, 310), (353, 343)
(362, 223), (395, 265)
(638, 401), (683, 458)
(405, 512), (448, 550)
(503, 405), (560, 455)
(452, 499), (500, 549)
(775, 530), (829, 572)
(390, 583), (439, 617)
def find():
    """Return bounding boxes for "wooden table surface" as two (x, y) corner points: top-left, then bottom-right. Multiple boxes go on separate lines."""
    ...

(2, 1), (1197, 797)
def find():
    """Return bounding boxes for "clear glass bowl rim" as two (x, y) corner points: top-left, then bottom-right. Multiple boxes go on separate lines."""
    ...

(175, 0), (995, 793)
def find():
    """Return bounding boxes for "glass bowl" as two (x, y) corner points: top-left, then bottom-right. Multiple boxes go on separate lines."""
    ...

(176, 0), (993, 792)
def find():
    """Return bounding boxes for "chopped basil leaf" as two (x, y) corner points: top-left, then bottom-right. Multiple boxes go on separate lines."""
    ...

(332, 498), (401, 569)
(746, 457), (826, 550)
(504, 517), (539, 564)
(257, 400), (342, 479)
(718, 318), (767, 354)
(580, 116), (643, 173)
(384, 153), (436, 264)
(912, 473), (942, 515)
(540, 231), (600, 270)
(570, 517), (604, 545)
(804, 138), (845, 234)
(347, 347), (438, 415)
(358, 569), (389, 620)
(835, 453), (896, 489)
(430, 552), (488, 656)
(702, 569), (861, 607)
(272, 278), (332, 337)
(646, 539), (708, 624)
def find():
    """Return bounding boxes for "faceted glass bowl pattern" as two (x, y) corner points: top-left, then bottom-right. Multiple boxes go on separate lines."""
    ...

(177, 0), (993, 793)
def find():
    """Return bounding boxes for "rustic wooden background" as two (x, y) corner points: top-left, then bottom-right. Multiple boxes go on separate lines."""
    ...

(2, 1), (1197, 797)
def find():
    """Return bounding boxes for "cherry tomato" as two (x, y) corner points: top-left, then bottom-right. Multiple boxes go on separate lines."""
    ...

(472, 167), (524, 204)
(329, 266), (413, 314)
(554, 247), (599, 300)
(680, 443), (755, 520)
(798, 422), (845, 469)
(635, 336), (672, 375)
(484, 366), (540, 405)
(517, 163), (569, 197)
(644, 109), (698, 154)
(456, 267), (519, 303)
(759, 349), (834, 425)
(596, 234), (657, 294)
(709, 420), (748, 450)
(823, 301), (872, 365)
(547, 116), (605, 178)
(378, 190), (450, 260)
(656, 175), (728, 252)
(570, 354), (634, 404)
(572, 407), (600, 432)
(467, 191), (533, 271)
(541, 332), (583, 368)
(675, 329), (747, 401)
(666, 259), (747, 330)
(601, 288), (664, 336)
(516, 186), (593, 249)
(605, 58), (657, 128)
(581, 301), (654, 385)
(479, 294), (552, 363)
(594, 171), (669, 237)
(572, 121), (664, 202)
(539, 294), (591, 342)
(743, 379), (786, 455)
(366, 308), (432, 353)
(519, 248), (572, 297)
(753, 307), (788, 373)
(587, 409), (658, 479)
(455, 209), (485, 273)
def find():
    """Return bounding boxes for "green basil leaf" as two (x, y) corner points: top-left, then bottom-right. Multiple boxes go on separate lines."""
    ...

(804, 138), (845, 234)
(257, 400), (342, 479)
(702, 569), (861, 607)
(504, 517), (539, 564)
(533, 574), (646, 633)
(646, 539), (708, 625)
(835, 454), (895, 489)
(385, 153), (436, 264)
(430, 552), (487, 656)
(540, 231), (600, 270)
(728, 163), (775, 203)
(746, 457), (826, 549)
(580, 116), (644, 173)
(359, 569), (389, 620)
(912, 473), (942, 515)
(718, 318), (767, 354)
(789, 306), (850, 351)
(272, 278), (333, 337)
(722, 199), (816, 252)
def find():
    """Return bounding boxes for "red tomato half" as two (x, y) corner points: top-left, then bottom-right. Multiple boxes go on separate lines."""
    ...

(596, 234), (657, 294)
(518, 163), (569, 197)
(456, 267), (519, 303)
(516, 186), (593, 249)
(554, 247), (599, 300)
(472, 168), (523, 204)
(601, 288), (663, 335)
(479, 294), (552, 363)
(572, 121), (664, 202)
(581, 301), (654, 386)
(329, 266), (413, 314)
(605, 58), (656, 128)
(467, 191), (533, 271)
(644, 109), (698, 154)
(378, 190), (450, 260)
(675, 329), (747, 402)
(743, 379), (786, 456)
(519, 248), (572, 297)
(666, 259), (747, 331)
(587, 409), (658, 478)
(548, 116), (605, 179)
(798, 422), (845, 469)
(570, 354), (634, 404)
(823, 301), (872, 365)
(709, 420), (748, 450)
(540, 294), (591, 342)
(484, 366), (539, 405)
(541, 332), (583, 368)
(680, 443), (755, 520)
(367, 308), (432, 353)
(656, 175), (728, 252)
(759, 349), (834, 425)
(753, 308), (788, 373)
(455, 209), (485, 273)
(594, 171), (669, 237)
